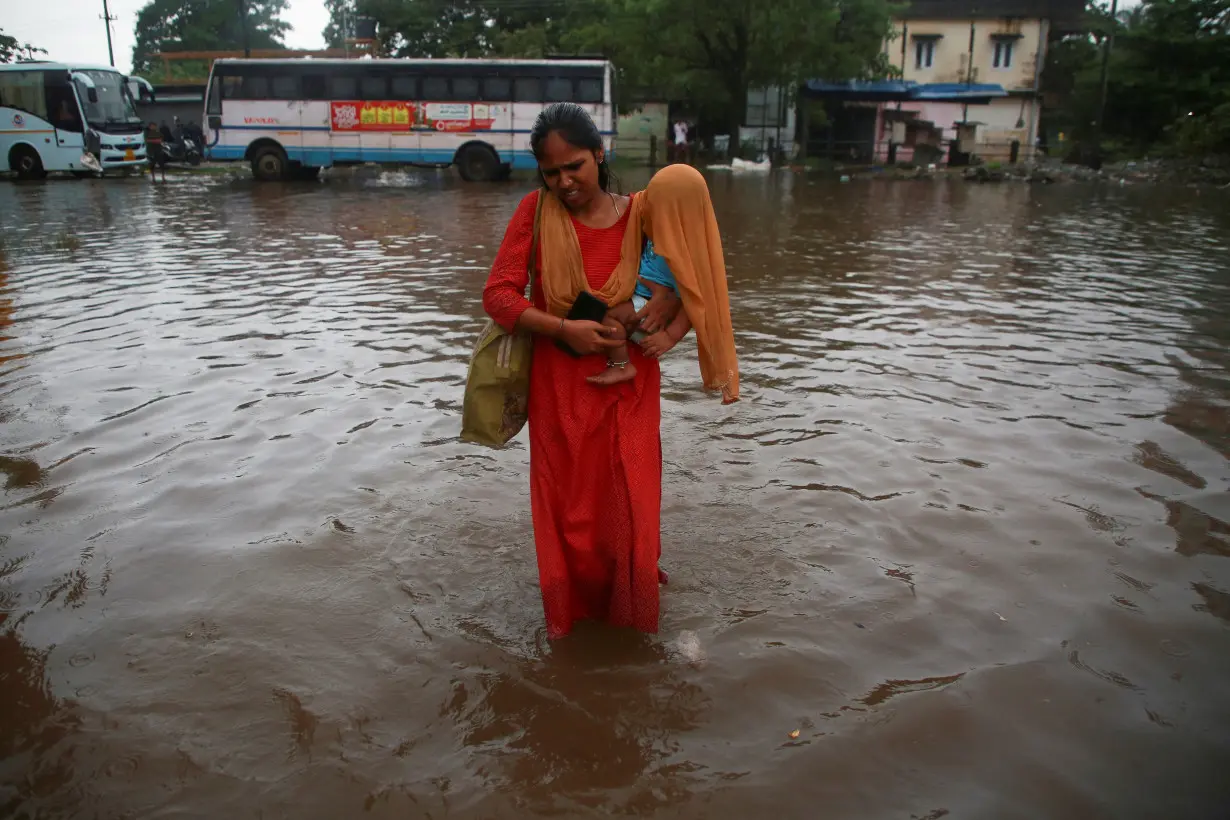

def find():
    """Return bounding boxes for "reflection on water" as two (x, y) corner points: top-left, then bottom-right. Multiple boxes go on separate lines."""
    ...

(1, 172), (1229, 817)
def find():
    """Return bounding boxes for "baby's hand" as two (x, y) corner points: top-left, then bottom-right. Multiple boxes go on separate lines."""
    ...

(640, 330), (677, 359)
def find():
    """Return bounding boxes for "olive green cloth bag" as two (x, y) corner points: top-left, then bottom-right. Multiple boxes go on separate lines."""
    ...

(460, 194), (543, 448)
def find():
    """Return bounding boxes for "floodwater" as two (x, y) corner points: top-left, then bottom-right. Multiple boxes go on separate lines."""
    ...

(2, 168), (1229, 820)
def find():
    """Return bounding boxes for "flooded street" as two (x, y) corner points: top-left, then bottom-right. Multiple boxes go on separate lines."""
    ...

(2, 169), (1229, 818)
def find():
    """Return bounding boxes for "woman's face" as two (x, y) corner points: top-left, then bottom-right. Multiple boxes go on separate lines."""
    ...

(537, 130), (603, 210)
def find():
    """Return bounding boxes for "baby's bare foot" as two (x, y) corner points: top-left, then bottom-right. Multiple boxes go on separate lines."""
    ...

(586, 362), (637, 386)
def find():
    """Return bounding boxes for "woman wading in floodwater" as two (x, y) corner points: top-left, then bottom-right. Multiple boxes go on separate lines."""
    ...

(483, 103), (739, 638)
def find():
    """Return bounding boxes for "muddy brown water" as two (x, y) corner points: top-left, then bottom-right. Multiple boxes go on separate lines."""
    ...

(1, 169), (1229, 819)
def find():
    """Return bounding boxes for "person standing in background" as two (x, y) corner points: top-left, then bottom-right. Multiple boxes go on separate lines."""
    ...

(673, 119), (690, 164)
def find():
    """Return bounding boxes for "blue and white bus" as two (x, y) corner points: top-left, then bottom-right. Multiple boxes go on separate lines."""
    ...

(202, 57), (615, 181)
(1, 62), (149, 178)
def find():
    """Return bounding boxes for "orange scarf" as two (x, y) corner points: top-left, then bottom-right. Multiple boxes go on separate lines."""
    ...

(642, 165), (740, 404)
(536, 164), (740, 404)
(537, 190), (645, 315)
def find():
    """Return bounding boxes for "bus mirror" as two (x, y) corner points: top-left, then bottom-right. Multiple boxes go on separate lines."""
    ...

(88, 88), (99, 104)
(208, 115), (222, 130)
(127, 75), (156, 102)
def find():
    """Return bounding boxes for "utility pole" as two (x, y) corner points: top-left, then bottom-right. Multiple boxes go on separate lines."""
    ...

(1093, 0), (1119, 147)
(238, 0), (251, 57)
(343, 5), (350, 58)
(100, 0), (117, 67)
(962, 12), (976, 124)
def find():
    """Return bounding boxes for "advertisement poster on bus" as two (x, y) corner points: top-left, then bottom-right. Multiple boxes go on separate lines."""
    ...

(330, 101), (504, 133)
(330, 101), (418, 132)
(424, 103), (499, 131)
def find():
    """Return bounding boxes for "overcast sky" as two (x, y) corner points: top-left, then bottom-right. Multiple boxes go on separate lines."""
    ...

(5, 0), (329, 74)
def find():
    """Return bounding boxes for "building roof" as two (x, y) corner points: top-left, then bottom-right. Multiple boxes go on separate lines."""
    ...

(802, 80), (1009, 103)
(898, 0), (1086, 27)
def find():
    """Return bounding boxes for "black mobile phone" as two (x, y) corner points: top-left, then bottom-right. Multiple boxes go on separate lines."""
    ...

(555, 291), (608, 357)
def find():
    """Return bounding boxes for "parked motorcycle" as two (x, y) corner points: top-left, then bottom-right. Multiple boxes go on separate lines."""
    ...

(163, 137), (202, 167)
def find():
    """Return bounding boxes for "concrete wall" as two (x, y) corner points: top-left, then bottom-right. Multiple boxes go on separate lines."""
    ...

(876, 97), (1039, 163)
(135, 101), (205, 129)
(616, 102), (668, 162)
(876, 16), (1048, 162)
(886, 17), (1047, 92)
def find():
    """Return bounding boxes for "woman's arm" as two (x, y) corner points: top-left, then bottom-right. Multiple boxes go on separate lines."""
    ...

(482, 192), (539, 331)
(482, 191), (621, 356)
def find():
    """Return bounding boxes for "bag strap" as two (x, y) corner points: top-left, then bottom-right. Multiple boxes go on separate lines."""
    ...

(525, 191), (544, 301)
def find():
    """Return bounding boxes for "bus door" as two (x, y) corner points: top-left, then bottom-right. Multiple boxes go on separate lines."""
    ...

(268, 71), (303, 162)
(298, 72), (331, 167)
(51, 72), (87, 164)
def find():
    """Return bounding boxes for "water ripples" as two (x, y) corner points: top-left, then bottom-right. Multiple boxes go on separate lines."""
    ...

(1, 172), (1229, 817)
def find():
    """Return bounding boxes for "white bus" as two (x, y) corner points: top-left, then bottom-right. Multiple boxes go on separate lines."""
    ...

(202, 58), (615, 181)
(1, 62), (149, 178)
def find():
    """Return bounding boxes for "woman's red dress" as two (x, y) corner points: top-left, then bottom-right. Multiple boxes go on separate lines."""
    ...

(483, 190), (662, 639)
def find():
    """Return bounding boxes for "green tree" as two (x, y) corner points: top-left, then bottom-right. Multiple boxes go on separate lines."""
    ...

(131, 0), (292, 75)
(325, 0), (894, 134)
(1045, 0), (1230, 155)
(0, 27), (45, 63)
(565, 0), (895, 133)
(325, 0), (560, 57)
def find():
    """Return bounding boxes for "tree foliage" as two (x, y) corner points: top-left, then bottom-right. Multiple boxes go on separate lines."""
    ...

(324, 0), (894, 130)
(0, 27), (45, 63)
(1045, 0), (1230, 155)
(131, 0), (292, 74)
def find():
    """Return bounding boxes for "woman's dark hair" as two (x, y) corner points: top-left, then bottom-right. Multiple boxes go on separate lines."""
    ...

(529, 102), (615, 191)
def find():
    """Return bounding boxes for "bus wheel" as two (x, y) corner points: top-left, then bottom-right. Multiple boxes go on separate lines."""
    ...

(251, 145), (287, 181)
(10, 146), (46, 180)
(456, 145), (499, 182)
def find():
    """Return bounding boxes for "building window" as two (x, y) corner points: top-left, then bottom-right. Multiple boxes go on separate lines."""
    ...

(993, 38), (1014, 68)
(915, 39), (936, 69)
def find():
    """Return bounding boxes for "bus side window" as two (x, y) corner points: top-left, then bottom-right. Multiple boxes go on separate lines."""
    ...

(452, 76), (479, 102)
(513, 77), (541, 103)
(361, 74), (387, 101)
(0, 71), (48, 120)
(242, 74), (270, 100)
(302, 74), (327, 100)
(331, 75), (358, 100)
(222, 76), (243, 100)
(272, 73), (300, 100)
(422, 77), (448, 101)
(577, 77), (603, 103)
(545, 77), (572, 102)
(483, 77), (511, 102)
(391, 75), (417, 100)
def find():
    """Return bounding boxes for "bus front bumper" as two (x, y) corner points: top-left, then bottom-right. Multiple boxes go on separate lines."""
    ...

(99, 149), (148, 169)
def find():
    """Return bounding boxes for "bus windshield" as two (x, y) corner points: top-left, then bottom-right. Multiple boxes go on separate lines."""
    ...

(75, 70), (142, 133)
